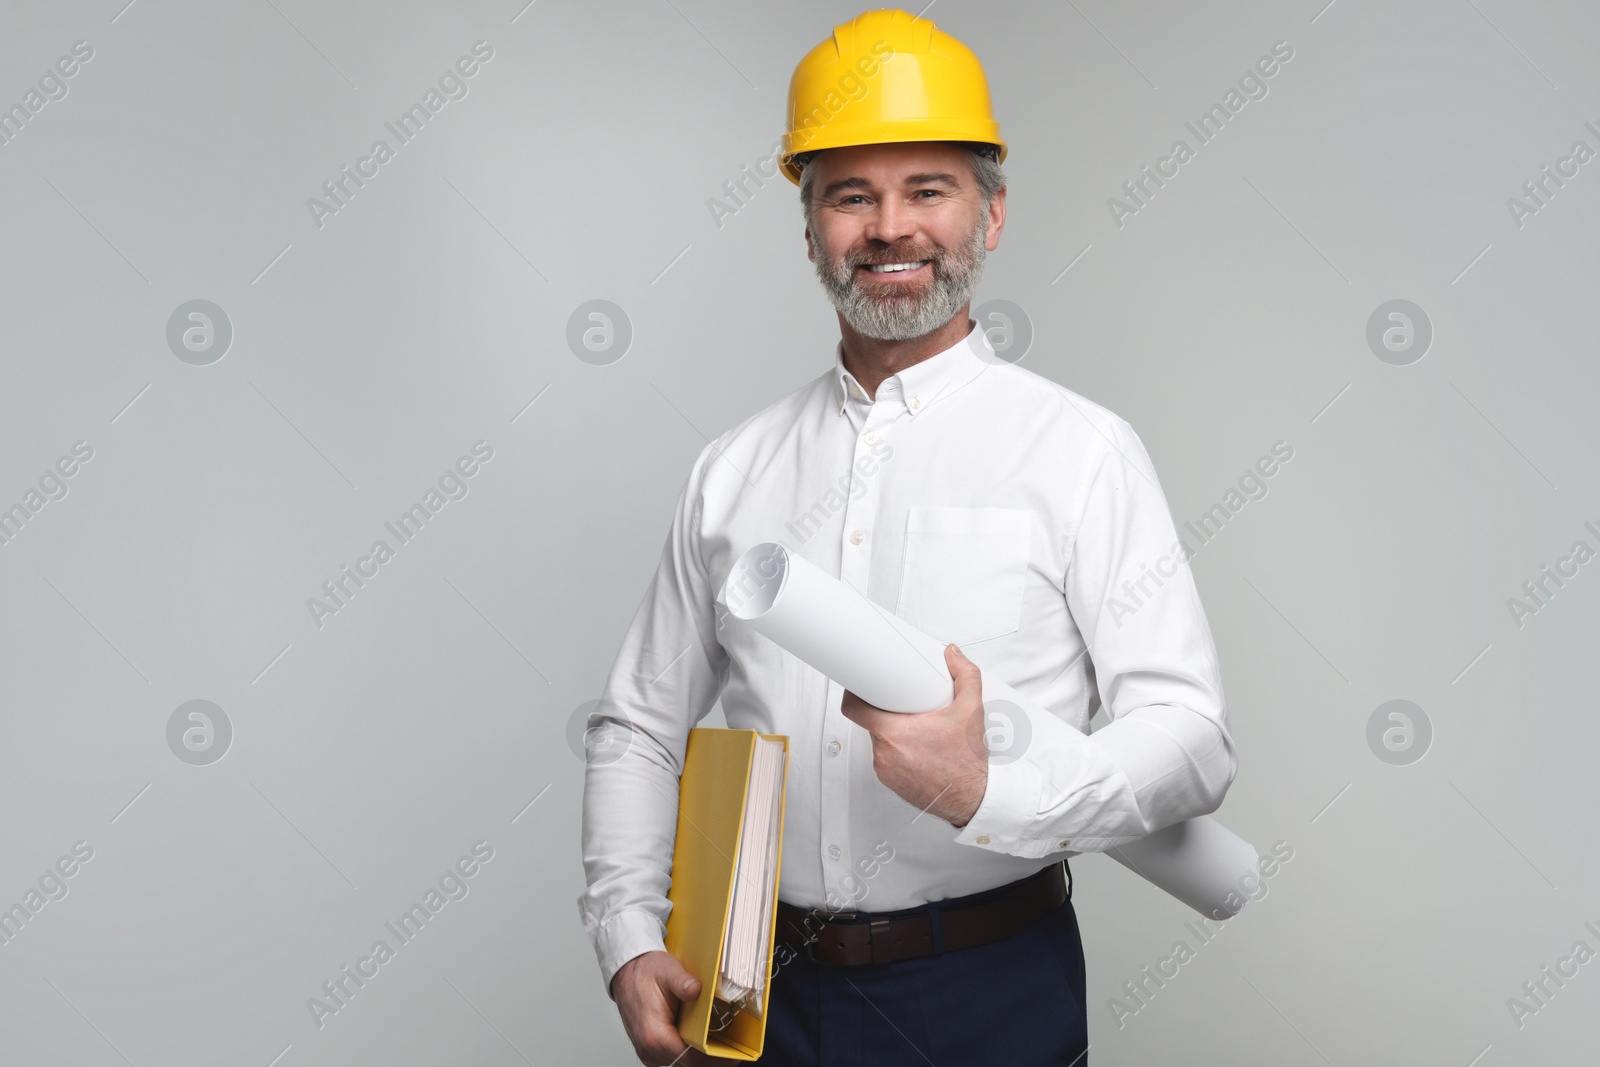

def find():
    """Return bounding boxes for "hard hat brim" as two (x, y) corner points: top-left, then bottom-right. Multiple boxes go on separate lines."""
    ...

(780, 131), (1007, 185)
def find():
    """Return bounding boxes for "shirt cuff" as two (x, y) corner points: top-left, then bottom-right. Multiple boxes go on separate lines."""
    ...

(953, 753), (1143, 857)
(591, 908), (668, 1000)
(952, 754), (1068, 859)
(951, 696), (1152, 857)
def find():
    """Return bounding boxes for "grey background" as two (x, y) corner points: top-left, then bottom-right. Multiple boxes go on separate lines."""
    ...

(1, 0), (1596, 1064)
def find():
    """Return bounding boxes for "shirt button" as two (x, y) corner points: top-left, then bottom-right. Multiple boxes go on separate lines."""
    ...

(975, 834), (990, 845)
(863, 431), (878, 445)
(849, 530), (864, 545)
(909, 397), (922, 411)
(827, 844), (842, 860)
(1059, 840), (1072, 850)
(826, 737), (842, 755)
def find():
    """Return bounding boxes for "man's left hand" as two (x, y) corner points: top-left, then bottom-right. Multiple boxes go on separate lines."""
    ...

(840, 643), (989, 827)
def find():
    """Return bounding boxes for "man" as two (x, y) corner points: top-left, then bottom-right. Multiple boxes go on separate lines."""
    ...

(579, 10), (1237, 1065)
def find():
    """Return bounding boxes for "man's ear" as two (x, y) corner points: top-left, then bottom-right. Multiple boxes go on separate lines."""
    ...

(805, 227), (815, 263)
(984, 185), (1007, 252)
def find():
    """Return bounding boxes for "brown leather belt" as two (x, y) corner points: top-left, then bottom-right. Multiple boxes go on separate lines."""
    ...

(775, 861), (1069, 967)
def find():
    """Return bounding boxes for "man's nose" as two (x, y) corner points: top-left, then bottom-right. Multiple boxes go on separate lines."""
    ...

(863, 197), (917, 246)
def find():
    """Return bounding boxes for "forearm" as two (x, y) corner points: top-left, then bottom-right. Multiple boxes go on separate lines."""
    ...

(578, 726), (686, 997)
(953, 676), (1236, 857)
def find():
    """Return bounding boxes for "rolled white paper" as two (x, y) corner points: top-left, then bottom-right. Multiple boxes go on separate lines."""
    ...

(719, 541), (1261, 920)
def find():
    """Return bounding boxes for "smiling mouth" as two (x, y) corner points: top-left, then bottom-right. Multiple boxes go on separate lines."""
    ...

(855, 259), (935, 288)
(860, 260), (930, 274)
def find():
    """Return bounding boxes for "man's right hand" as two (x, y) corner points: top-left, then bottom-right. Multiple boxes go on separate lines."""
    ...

(610, 950), (712, 1066)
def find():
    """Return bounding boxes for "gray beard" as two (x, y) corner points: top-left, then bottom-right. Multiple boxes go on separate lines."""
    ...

(812, 213), (989, 341)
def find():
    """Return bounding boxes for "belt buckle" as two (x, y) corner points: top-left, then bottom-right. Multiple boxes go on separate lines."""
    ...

(799, 910), (854, 964)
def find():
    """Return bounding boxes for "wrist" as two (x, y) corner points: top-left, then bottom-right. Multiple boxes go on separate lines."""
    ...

(946, 768), (988, 827)
(608, 950), (648, 1001)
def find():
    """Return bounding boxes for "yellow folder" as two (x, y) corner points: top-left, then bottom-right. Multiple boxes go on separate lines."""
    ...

(664, 727), (790, 1060)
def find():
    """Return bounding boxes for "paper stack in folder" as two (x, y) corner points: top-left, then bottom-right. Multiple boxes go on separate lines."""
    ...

(664, 728), (790, 1061)
(714, 734), (786, 1007)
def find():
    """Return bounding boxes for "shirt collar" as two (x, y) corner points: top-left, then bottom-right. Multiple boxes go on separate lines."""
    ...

(833, 319), (994, 417)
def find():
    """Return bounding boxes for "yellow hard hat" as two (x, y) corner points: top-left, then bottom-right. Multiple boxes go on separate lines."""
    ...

(779, 8), (1006, 185)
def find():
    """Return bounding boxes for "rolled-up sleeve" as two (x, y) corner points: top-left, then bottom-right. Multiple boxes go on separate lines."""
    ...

(953, 414), (1237, 856)
(577, 440), (731, 997)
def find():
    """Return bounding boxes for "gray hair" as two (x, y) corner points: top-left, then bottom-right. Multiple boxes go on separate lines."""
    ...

(799, 143), (1006, 229)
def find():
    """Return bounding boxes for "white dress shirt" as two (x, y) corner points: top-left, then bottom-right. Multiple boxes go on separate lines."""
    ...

(578, 320), (1236, 994)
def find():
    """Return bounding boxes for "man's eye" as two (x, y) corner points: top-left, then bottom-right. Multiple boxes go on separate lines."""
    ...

(840, 195), (868, 206)
(914, 189), (941, 199)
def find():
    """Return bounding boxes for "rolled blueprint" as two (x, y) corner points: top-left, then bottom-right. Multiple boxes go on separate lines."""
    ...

(719, 541), (1261, 920)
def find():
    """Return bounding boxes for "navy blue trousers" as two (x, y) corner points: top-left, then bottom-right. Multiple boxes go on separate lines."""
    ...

(754, 864), (1088, 1066)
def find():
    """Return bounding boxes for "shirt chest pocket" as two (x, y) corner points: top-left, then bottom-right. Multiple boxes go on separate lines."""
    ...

(895, 505), (1033, 646)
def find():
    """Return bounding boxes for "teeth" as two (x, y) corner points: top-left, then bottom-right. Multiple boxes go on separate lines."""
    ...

(865, 261), (927, 273)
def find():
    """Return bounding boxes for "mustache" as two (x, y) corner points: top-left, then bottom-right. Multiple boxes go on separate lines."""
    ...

(841, 244), (946, 273)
